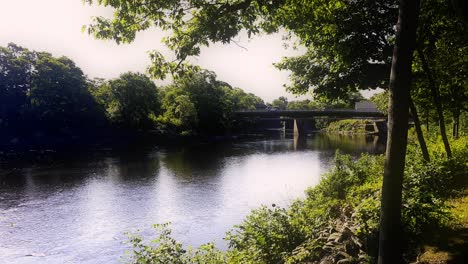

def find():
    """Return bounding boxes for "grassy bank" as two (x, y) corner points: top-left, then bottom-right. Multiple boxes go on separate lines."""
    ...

(325, 119), (376, 134)
(123, 136), (468, 263)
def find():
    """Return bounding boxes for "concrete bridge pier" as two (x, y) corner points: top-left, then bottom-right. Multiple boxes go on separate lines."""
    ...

(373, 119), (388, 135)
(293, 119), (315, 136)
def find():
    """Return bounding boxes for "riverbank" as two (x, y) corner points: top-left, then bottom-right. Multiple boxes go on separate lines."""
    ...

(324, 119), (380, 134)
(122, 135), (468, 263)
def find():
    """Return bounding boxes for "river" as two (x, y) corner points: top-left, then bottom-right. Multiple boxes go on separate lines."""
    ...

(0, 133), (385, 264)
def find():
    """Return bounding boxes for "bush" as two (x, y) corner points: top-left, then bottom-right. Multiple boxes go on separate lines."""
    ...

(124, 223), (226, 264)
(325, 119), (375, 134)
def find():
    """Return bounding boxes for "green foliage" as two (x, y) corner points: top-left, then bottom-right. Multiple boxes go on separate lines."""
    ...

(271, 96), (288, 110)
(83, 0), (396, 102)
(0, 43), (104, 130)
(410, 0), (468, 139)
(156, 69), (264, 135)
(225, 206), (305, 264)
(286, 99), (317, 110)
(1, 43), (264, 141)
(92, 72), (161, 129)
(325, 119), (374, 134)
(0, 43), (34, 127)
(83, 0), (465, 142)
(370, 91), (388, 114)
(124, 223), (226, 264)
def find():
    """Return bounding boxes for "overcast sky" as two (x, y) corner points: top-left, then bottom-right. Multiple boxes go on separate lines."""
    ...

(0, 0), (319, 102)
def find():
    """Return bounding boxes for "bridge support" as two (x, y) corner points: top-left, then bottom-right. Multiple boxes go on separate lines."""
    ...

(373, 119), (388, 135)
(293, 119), (315, 136)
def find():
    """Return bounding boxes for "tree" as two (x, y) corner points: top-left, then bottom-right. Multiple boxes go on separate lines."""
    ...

(0, 43), (104, 131)
(271, 96), (288, 110)
(378, 0), (420, 262)
(223, 87), (265, 111)
(159, 92), (198, 132)
(370, 91), (389, 114)
(0, 43), (35, 128)
(414, 0), (467, 142)
(30, 53), (102, 128)
(83, 0), (398, 100)
(287, 99), (315, 110)
(93, 72), (161, 129)
(158, 70), (237, 135)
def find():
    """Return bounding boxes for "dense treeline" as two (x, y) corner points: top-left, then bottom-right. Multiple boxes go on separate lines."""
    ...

(0, 44), (105, 129)
(269, 91), (365, 111)
(155, 70), (264, 136)
(267, 92), (363, 111)
(0, 43), (265, 149)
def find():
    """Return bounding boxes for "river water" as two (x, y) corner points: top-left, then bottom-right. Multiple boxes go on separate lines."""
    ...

(0, 133), (385, 264)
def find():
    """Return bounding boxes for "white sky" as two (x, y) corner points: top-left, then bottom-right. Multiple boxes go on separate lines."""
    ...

(0, 0), (317, 102)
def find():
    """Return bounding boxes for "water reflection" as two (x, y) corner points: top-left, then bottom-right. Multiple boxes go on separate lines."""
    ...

(0, 134), (385, 264)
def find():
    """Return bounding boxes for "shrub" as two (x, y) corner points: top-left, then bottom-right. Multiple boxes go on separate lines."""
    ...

(124, 223), (226, 264)
(325, 119), (374, 134)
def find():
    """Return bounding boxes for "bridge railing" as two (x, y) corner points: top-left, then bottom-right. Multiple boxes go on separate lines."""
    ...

(232, 109), (386, 118)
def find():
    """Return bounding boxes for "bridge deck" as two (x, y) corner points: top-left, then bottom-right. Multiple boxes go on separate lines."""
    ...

(233, 110), (386, 118)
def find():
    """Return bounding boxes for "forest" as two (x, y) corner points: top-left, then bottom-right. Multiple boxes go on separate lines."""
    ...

(0, 43), (268, 149)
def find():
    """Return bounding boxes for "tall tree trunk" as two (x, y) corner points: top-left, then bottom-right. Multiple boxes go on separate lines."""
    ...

(453, 110), (460, 139)
(425, 106), (430, 132)
(410, 96), (430, 161)
(378, 0), (420, 263)
(417, 49), (452, 158)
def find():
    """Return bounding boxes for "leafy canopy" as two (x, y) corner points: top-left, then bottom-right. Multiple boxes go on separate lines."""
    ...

(0, 43), (103, 129)
(84, 0), (398, 100)
(157, 69), (264, 135)
(92, 72), (161, 129)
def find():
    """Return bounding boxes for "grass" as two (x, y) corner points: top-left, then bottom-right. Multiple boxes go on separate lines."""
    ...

(419, 190), (468, 263)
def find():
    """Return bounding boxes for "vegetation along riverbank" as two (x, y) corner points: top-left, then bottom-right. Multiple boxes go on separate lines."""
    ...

(123, 134), (468, 264)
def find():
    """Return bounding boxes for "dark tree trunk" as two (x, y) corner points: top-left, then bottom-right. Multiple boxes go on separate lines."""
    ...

(410, 96), (430, 161)
(378, 0), (420, 263)
(417, 49), (452, 158)
(425, 106), (430, 132)
(452, 110), (460, 139)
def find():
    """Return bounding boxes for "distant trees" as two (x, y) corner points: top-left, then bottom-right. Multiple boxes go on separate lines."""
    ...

(157, 69), (264, 135)
(0, 43), (104, 132)
(286, 100), (316, 110)
(0, 43), (266, 145)
(0, 43), (33, 128)
(271, 96), (288, 110)
(92, 72), (161, 129)
(275, 91), (364, 111)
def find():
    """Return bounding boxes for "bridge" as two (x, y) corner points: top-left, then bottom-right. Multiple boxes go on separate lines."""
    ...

(233, 109), (387, 136)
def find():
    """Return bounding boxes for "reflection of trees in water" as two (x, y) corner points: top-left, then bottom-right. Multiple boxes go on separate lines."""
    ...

(0, 135), (385, 206)
(160, 146), (229, 181)
(109, 150), (161, 183)
(0, 148), (162, 197)
(302, 133), (386, 154)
